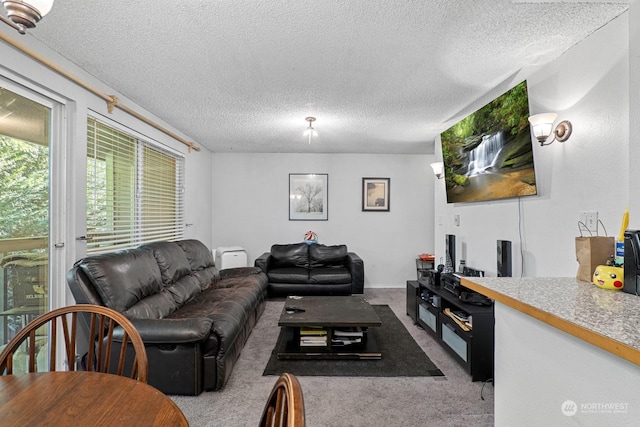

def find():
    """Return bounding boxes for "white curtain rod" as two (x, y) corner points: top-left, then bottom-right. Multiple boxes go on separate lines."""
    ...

(0, 29), (201, 153)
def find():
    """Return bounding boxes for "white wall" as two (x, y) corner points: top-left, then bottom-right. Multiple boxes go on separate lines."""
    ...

(629, 3), (640, 226)
(434, 13), (629, 278)
(211, 153), (434, 287)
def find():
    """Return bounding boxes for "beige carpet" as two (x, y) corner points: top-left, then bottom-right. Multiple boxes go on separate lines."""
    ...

(170, 288), (494, 426)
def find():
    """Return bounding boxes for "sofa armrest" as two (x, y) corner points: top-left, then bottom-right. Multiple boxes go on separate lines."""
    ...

(346, 252), (364, 294)
(254, 252), (271, 272)
(219, 266), (263, 279)
(117, 318), (213, 344)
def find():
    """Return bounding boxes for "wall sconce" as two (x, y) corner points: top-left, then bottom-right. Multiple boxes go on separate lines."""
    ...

(430, 162), (444, 179)
(528, 113), (572, 146)
(1, 0), (54, 34)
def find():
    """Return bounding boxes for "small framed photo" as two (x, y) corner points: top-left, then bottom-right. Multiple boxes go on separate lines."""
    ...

(289, 173), (328, 221)
(362, 177), (390, 212)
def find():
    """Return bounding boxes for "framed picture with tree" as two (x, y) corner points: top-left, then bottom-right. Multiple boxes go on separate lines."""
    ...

(289, 173), (328, 220)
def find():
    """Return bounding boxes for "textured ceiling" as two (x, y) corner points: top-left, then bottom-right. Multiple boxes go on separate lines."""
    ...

(20, 0), (629, 154)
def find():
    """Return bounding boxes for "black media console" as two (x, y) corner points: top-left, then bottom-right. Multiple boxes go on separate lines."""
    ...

(407, 273), (494, 382)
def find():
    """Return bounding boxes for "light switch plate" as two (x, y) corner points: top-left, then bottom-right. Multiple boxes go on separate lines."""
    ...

(579, 211), (598, 233)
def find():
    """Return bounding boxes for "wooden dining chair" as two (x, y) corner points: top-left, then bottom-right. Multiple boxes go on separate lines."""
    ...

(0, 304), (148, 382)
(259, 372), (305, 427)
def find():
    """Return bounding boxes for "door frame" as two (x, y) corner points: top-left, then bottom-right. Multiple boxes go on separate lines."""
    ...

(0, 74), (69, 320)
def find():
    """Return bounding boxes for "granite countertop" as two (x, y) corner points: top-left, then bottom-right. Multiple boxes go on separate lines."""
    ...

(460, 277), (640, 367)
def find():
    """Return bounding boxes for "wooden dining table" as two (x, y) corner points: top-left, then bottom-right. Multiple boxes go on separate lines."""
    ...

(0, 371), (189, 426)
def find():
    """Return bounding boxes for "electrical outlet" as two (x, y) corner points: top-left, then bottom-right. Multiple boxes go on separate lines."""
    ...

(454, 214), (460, 226)
(579, 211), (598, 233)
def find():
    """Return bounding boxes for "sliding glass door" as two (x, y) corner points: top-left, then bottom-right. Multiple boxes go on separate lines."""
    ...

(0, 82), (52, 359)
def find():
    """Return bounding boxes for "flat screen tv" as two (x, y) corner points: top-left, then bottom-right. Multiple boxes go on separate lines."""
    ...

(440, 81), (537, 203)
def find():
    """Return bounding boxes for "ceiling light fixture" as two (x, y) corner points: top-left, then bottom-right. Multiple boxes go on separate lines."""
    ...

(528, 113), (572, 146)
(303, 116), (317, 144)
(1, 0), (54, 34)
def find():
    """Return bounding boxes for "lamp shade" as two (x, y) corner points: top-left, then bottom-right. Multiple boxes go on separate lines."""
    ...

(2, 0), (54, 29)
(302, 128), (317, 138)
(28, 0), (54, 16)
(528, 113), (558, 143)
(430, 162), (444, 179)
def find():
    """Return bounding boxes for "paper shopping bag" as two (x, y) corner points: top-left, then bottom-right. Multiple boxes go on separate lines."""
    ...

(575, 236), (614, 282)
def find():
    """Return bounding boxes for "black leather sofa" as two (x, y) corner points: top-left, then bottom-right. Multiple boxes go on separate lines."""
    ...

(66, 239), (267, 395)
(254, 243), (364, 297)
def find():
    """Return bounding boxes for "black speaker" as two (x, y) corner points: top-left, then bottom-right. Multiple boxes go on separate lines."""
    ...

(426, 269), (441, 287)
(445, 234), (456, 273)
(497, 240), (512, 277)
(406, 281), (419, 323)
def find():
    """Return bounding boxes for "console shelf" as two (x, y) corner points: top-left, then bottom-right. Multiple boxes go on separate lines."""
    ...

(407, 277), (494, 382)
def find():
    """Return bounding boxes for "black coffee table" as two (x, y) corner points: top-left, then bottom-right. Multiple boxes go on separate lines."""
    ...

(277, 295), (382, 360)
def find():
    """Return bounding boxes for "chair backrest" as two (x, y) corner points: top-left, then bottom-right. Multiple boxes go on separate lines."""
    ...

(259, 372), (305, 427)
(0, 304), (148, 382)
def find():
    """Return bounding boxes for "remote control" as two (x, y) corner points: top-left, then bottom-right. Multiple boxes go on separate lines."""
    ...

(285, 306), (305, 313)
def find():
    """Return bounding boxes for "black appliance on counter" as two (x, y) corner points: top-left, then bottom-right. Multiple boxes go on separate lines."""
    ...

(624, 230), (640, 295)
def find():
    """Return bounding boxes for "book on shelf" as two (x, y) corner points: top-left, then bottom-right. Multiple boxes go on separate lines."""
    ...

(300, 327), (327, 336)
(450, 310), (470, 322)
(300, 335), (327, 342)
(333, 327), (365, 338)
(300, 335), (327, 346)
(443, 308), (472, 331)
(331, 337), (362, 346)
(300, 342), (328, 347)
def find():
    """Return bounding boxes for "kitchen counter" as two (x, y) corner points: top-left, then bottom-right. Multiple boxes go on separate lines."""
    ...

(460, 276), (640, 425)
(461, 276), (640, 366)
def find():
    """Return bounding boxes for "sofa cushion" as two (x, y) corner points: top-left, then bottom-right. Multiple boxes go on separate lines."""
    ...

(217, 271), (268, 293)
(176, 239), (215, 270)
(169, 285), (259, 354)
(78, 249), (163, 312)
(192, 266), (220, 291)
(141, 241), (192, 285)
(267, 267), (309, 284)
(270, 243), (309, 269)
(309, 244), (348, 268)
(309, 267), (352, 284)
(166, 275), (202, 306)
(122, 290), (178, 319)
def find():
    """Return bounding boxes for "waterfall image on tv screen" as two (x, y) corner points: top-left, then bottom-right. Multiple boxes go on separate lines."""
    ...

(440, 81), (537, 203)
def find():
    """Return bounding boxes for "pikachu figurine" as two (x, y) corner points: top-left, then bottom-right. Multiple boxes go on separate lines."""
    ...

(592, 265), (624, 290)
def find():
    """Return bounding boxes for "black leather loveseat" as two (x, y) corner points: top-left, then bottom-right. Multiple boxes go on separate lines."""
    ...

(254, 243), (364, 297)
(66, 239), (267, 395)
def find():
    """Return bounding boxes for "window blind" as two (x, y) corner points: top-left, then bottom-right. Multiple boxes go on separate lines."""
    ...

(140, 141), (185, 243)
(87, 118), (184, 253)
